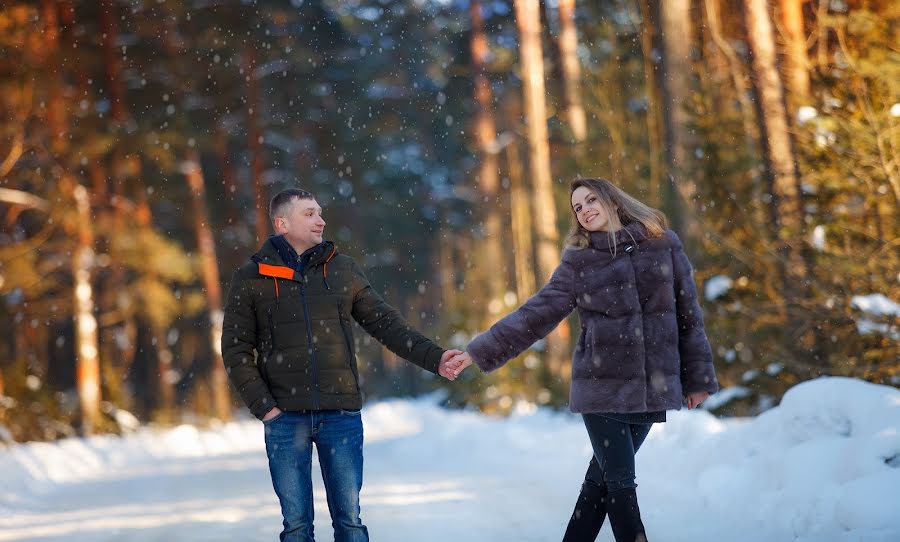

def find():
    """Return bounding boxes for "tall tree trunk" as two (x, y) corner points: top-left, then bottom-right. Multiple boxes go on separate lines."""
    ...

(592, 20), (629, 182)
(515, 0), (558, 282)
(130, 193), (158, 410)
(99, 0), (128, 123)
(815, 0), (829, 69)
(638, 0), (664, 208)
(698, 0), (729, 114)
(45, 0), (101, 433)
(98, 0), (138, 410)
(152, 324), (176, 423)
(469, 0), (507, 325)
(506, 138), (536, 303)
(183, 150), (232, 420)
(131, 198), (178, 424)
(514, 0), (569, 375)
(455, 232), (475, 318)
(701, 0), (771, 234)
(43, 0), (66, 157)
(657, 0), (699, 239)
(438, 212), (457, 314)
(245, 49), (268, 245)
(13, 315), (29, 383)
(703, 0), (759, 142)
(779, 0), (811, 109)
(215, 124), (239, 229)
(744, 0), (814, 370)
(71, 181), (102, 434)
(557, 0), (587, 145)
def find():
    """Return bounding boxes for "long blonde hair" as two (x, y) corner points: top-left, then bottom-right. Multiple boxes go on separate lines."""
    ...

(564, 178), (668, 249)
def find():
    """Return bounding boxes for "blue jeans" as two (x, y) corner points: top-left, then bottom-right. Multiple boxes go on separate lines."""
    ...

(264, 410), (369, 542)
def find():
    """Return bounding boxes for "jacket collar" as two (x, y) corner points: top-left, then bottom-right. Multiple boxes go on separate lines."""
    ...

(269, 235), (325, 272)
(588, 222), (649, 252)
(251, 237), (337, 282)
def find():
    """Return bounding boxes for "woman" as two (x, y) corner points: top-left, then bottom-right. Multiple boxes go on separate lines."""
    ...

(446, 178), (718, 542)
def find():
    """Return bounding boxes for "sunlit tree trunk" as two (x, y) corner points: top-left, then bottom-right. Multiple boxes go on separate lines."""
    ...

(506, 138), (535, 303)
(515, 0), (558, 283)
(514, 0), (569, 375)
(815, 0), (829, 69)
(469, 0), (507, 324)
(72, 181), (102, 434)
(43, 0), (101, 433)
(638, 0), (663, 208)
(151, 324), (176, 422)
(779, 0), (811, 109)
(744, 0), (815, 369)
(183, 150), (232, 420)
(657, 0), (699, 238)
(557, 0), (587, 145)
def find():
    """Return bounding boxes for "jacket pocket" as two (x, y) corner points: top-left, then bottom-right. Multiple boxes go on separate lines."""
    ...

(267, 306), (278, 352)
(257, 354), (270, 387)
(338, 302), (360, 391)
(259, 307), (279, 385)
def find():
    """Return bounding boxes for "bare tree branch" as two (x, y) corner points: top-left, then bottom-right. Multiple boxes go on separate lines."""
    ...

(0, 133), (24, 178)
(0, 187), (50, 212)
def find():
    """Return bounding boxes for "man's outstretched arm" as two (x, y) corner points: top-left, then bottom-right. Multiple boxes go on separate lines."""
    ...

(348, 260), (458, 376)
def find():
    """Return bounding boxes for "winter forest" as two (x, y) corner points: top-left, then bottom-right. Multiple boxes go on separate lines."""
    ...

(1, 0), (899, 540)
(3, 0), (897, 440)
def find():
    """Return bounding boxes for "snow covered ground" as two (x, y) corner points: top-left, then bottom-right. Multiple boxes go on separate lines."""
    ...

(1, 376), (899, 542)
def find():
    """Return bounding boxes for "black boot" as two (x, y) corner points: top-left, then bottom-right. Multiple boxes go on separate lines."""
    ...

(562, 480), (607, 542)
(605, 488), (647, 542)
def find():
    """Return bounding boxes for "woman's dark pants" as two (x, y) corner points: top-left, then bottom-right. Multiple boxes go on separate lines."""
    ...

(562, 414), (653, 542)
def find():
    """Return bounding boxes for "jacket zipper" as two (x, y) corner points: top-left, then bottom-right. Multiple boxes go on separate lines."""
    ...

(299, 280), (321, 409)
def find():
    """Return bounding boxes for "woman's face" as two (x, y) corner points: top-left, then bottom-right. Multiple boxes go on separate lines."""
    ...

(571, 186), (612, 232)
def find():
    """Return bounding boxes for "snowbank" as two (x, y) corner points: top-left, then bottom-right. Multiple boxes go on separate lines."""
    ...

(1, 377), (898, 541)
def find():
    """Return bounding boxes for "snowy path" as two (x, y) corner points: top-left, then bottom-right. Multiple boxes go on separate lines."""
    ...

(2, 377), (899, 541)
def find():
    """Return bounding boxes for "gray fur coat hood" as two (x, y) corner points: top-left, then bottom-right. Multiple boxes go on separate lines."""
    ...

(468, 223), (718, 413)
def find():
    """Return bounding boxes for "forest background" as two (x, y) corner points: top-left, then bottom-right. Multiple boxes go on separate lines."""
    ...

(0, 0), (896, 442)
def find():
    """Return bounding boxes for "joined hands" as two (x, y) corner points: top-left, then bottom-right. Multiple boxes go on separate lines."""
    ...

(438, 350), (473, 381)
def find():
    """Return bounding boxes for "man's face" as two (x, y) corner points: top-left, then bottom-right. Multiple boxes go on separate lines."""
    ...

(274, 197), (326, 251)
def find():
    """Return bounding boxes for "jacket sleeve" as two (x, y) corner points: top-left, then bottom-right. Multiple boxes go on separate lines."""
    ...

(349, 260), (444, 374)
(669, 232), (719, 395)
(221, 269), (277, 420)
(468, 258), (576, 372)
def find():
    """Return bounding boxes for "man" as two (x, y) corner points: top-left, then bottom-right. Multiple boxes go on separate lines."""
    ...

(221, 188), (462, 542)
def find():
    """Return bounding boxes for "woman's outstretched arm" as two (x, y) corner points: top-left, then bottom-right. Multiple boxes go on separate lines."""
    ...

(467, 258), (577, 372)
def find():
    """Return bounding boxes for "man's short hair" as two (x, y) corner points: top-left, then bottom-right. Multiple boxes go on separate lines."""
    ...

(269, 188), (315, 222)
